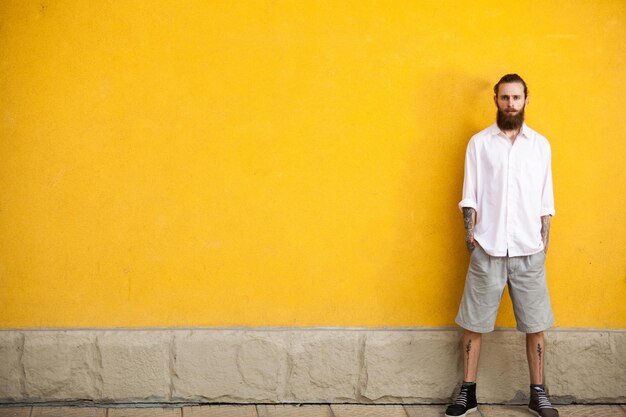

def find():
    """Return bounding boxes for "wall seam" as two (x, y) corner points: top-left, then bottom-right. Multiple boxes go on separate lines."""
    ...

(168, 332), (177, 401)
(93, 334), (104, 400)
(355, 334), (368, 402)
(18, 332), (26, 399)
(2, 326), (624, 333)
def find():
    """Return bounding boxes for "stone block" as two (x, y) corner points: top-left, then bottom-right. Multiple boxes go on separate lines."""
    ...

(0, 332), (23, 401)
(98, 330), (172, 401)
(546, 331), (626, 402)
(23, 331), (98, 400)
(287, 330), (360, 402)
(362, 330), (460, 401)
(173, 330), (289, 402)
(610, 332), (626, 400)
(476, 331), (528, 403)
(4, 328), (625, 404)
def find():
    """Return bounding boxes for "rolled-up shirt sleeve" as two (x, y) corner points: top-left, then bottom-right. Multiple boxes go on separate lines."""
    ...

(540, 144), (556, 217)
(459, 139), (478, 212)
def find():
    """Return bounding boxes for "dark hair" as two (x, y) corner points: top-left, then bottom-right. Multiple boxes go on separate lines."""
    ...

(494, 74), (528, 97)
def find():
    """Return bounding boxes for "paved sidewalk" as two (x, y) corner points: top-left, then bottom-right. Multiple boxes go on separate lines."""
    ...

(1, 404), (625, 417)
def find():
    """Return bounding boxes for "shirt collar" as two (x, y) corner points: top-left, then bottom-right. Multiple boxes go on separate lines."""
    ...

(490, 122), (532, 139)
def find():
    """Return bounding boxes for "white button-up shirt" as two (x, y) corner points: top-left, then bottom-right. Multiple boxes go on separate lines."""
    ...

(459, 123), (555, 257)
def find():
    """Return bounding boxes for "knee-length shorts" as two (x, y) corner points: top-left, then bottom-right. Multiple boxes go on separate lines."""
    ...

(455, 244), (554, 333)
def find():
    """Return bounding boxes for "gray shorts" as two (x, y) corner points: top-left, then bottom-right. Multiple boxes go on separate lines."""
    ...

(455, 244), (554, 333)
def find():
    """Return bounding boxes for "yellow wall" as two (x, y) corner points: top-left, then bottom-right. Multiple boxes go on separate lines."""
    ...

(1, 1), (625, 329)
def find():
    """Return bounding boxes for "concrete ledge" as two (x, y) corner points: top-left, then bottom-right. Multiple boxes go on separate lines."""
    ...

(0, 328), (624, 404)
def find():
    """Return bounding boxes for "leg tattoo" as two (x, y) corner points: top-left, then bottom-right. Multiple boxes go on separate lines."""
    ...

(464, 339), (472, 380)
(537, 343), (543, 382)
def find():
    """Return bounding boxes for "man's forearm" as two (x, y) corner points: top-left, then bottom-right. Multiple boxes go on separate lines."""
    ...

(463, 207), (476, 252)
(541, 215), (551, 253)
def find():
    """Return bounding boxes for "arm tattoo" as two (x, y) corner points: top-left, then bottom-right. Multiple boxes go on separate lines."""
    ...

(463, 207), (476, 252)
(541, 215), (551, 253)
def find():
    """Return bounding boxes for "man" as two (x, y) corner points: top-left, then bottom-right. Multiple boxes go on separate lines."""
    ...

(445, 74), (558, 417)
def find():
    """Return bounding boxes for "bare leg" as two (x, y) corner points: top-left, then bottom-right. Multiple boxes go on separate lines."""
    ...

(463, 330), (482, 382)
(526, 332), (545, 385)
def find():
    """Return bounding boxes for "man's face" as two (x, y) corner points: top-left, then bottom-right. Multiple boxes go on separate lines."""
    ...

(494, 82), (528, 131)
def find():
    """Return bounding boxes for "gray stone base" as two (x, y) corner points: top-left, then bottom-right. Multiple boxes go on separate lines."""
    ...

(0, 328), (624, 404)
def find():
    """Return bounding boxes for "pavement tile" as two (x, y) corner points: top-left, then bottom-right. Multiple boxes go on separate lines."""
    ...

(331, 405), (408, 417)
(30, 407), (107, 417)
(480, 405), (531, 416)
(558, 405), (626, 416)
(403, 405), (444, 417)
(11, 404), (626, 417)
(480, 405), (626, 417)
(259, 404), (332, 417)
(0, 408), (32, 417)
(108, 407), (182, 417)
(183, 405), (258, 417)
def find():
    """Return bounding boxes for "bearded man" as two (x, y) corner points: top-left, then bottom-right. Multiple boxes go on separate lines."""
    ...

(445, 74), (559, 417)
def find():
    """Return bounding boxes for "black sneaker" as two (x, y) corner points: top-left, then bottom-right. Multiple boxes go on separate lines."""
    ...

(445, 383), (478, 417)
(529, 385), (559, 417)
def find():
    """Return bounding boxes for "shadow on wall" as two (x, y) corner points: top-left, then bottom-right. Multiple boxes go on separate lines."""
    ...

(386, 71), (492, 325)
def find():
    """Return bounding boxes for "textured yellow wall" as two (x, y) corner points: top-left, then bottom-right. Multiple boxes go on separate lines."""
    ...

(1, 1), (625, 328)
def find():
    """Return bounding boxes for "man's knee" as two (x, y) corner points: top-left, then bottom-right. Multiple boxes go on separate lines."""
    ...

(463, 329), (482, 340)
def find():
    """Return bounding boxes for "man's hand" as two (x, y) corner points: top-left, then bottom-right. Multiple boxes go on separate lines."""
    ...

(463, 207), (476, 252)
(541, 215), (551, 254)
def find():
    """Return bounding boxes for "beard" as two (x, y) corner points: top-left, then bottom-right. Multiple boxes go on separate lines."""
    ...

(496, 106), (525, 131)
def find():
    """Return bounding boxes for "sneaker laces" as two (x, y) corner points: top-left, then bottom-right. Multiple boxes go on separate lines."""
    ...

(454, 385), (469, 407)
(533, 386), (554, 409)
